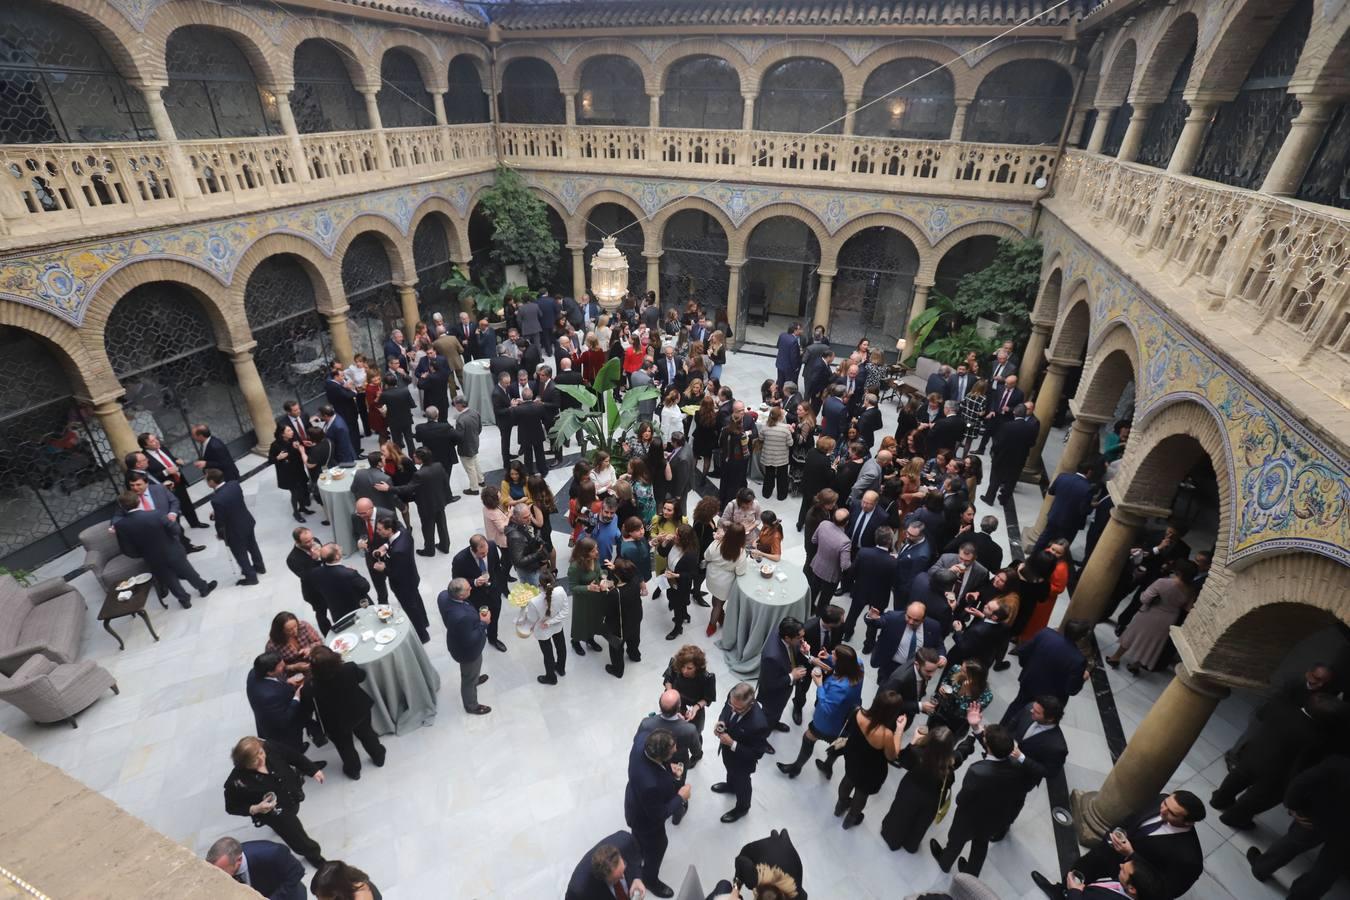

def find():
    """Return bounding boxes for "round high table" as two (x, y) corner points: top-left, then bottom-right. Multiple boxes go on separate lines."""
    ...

(461, 358), (496, 426)
(317, 470), (357, 555)
(716, 565), (811, 680)
(328, 607), (441, 735)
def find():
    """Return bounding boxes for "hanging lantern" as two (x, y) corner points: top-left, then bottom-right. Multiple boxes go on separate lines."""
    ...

(590, 235), (629, 311)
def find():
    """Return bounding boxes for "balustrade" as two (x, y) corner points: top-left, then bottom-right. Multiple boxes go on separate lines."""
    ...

(181, 136), (299, 199)
(0, 142), (179, 227)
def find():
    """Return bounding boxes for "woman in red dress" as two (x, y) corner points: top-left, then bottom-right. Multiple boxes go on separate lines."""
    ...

(364, 369), (387, 442)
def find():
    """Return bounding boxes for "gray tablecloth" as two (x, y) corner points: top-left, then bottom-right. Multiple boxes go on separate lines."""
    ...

(462, 359), (495, 426)
(716, 565), (810, 680)
(329, 607), (441, 735)
(317, 472), (356, 555)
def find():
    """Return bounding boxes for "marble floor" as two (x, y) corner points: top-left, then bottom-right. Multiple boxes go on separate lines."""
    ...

(2, 348), (1340, 899)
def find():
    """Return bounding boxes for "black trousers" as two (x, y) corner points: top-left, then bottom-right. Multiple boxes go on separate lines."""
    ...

(538, 633), (567, 677)
(421, 508), (449, 552)
(521, 439), (548, 476)
(368, 564), (388, 605)
(330, 715), (384, 777)
(718, 460), (748, 506)
(389, 422), (417, 459)
(938, 805), (991, 874)
(170, 480), (204, 527)
(226, 530), (264, 578)
(307, 599), (332, 636)
(724, 759), (753, 813)
(354, 392), (372, 436)
(154, 556), (210, 604)
(263, 810), (322, 864)
(632, 824), (669, 885)
(761, 464), (790, 501)
(1211, 764), (1286, 824)
(807, 572), (837, 615)
(286, 484), (310, 513)
(499, 422), (515, 465)
(1252, 820), (1344, 899)
(393, 585), (430, 643)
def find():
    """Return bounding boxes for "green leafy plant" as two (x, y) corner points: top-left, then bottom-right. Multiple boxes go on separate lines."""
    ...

(549, 358), (660, 458)
(0, 566), (34, 587)
(442, 266), (533, 317)
(476, 164), (559, 287)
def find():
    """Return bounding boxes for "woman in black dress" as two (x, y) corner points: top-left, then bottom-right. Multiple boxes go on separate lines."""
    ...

(689, 496), (719, 608)
(311, 860), (382, 900)
(223, 736), (327, 867)
(268, 424), (312, 522)
(307, 646), (386, 780)
(797, 435), (837, 531)
(303, 426), (333, 513)
(661, 523), (700, 639)
(717, 413), (752, 507)
(880, 724), (975, 853)
(835, 689), (906, 829)
(662, 644), (717, 766)
(692, 394), (719, 474)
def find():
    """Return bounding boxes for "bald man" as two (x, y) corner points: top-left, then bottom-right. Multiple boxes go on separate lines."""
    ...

(352, 496), (395, 605)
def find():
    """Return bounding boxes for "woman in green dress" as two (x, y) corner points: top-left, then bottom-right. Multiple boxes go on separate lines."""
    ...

(567, 537), (606, 657)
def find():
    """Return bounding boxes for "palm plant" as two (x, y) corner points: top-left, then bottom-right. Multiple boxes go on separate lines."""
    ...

(441, 266), (533, 318)
(549, 358), (660, 458)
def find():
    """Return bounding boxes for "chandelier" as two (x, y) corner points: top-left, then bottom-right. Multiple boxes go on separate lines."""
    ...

(590, 236), (629, 310)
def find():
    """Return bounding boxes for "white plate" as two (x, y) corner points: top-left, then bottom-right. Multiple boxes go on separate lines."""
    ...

(115, 579), (134, 591)
(329, 634), (358, 653)
(375, 628), (397, 644)
(131, 573), (153, 585)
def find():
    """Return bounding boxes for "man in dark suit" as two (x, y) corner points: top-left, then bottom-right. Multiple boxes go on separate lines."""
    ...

(324, 362), (361, 444)
(564, 831), (645, 900)
(775, 323), (803, 390)
(757, 618), (809, 742)
(792, 605), (845, 724)
(274, 401), (309, 448)
(1035, 460), (1096, 555)
(416, 347), (452, 414)
(383, 329), (408, 371)
(437, 577), (492, 715)
(451, 534), (508, 652)
(981, 404), (1038, 506)
(803, 351), (834, 409)
(945, 514), (1004, 574)
(978, 375), (1025, 454)
(190, 424), (239, 481)
(842, 530), (897, 644)
(511, 387), (553, 477)
(945, 362), (977, 405)
(473, 318), (497, 361)
(115, 471), (202, 554)
(712, 682), (772, 823)
(379, 380), (417, 458)
(881, 647), (943, 731)
(206, 469), (265, 586)
(206, 836), (305, 900)
(491, 370), (516, 465)
(654, 344), (686, 392)
(351, 452), (392, 507)
(634, 690), (701, 772)
(944, 597), (1010, 672)
(924, 364), (952, 398)
(1002, 619), (1091, 723)
(867, 601), (946, 685)
(932, 724), (1036, 876)
(454, 313), (477, 359)
(301, 543), (369, 624)
(853, 392), (884, 448)
(623, 730), (691, 898)
(820, 385), (848, 440)
(891, 520), (933, 605)
(1033, 791), (1207, 900)
(246, 652), (308, 751)
(352, 497), (393, 604)
(1006, 695), (1069, 788)
(415, 406), (460, 487)
(987, 349), (1017, 386)
(1246, 755), (1350, 900)
(372, 515), (430, 644)
(285, 527), (328, 633)
(378, 448), (455, 555)
(113, 491), (216, 608)
(927, 401), (966, 456)
(318, 405), (356, 465)
(535, 365), (563, 464)
(137, 432), (206, 529)
(663, 433), (695, 517)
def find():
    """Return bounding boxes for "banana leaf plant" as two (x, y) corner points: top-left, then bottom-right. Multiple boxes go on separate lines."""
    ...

(549, 358), (660, 458)
(441, 266), (533, 317)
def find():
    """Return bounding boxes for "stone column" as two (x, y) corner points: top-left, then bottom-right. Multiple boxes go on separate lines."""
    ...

(904, 280), (933, 351)
(397, 284), (420, 331)
(842, 100), (859, 135)
(361, 89), (391, 170)
(432, 93), (455, 162)
(565, 92), (578, 127)
(1116, 102), (1156, 163)
(432, 93), (448, 126)
(643, 251), (662, 296)
(1072, 663), (1229, 843)
(92, 397), (139, 461)
(1023, 360), (1074, 482)
(813, 270), (836, 332)
(1019, 320), (1053, 392)
(325, 310), (355, 365)
(1086, 106), (1117, 153)
(1166, 101), (1217, 175)
(1025, 412), (1107, 548)
(648, 94), (661, 129)
(273, 88), (311, 183)
(741, 93), (757, 132)
(950, 100), (970, 141)
(1067, 108), (1090, 146)
(228, 346), (278, 453)
(569, 243), (587, 303)
(134, 80), (201, 199)
(725, 258), (745, 341)
(1061, 503), (1144, 624)
(1261, 99), (1339, 196)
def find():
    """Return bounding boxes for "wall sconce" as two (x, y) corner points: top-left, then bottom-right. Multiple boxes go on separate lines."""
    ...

(888, 99), (907, 119)
(580, 90), (594, 112)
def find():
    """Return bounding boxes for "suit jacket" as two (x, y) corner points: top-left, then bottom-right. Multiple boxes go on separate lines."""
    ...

(208, 479), (255, 544)
(489, 354), (520, 387)
(987, 359), (1017, 385)
(564, 831), (643, 900)
(392, 462), (452, 511)
(536, 378), (560, 425)
(990, 416), (1038, 478)
(516, 300), (543, 336)
(454, 321), (477, 357)
(380, 384), (415, 430)
(634, 713), (700, 766)
(451, 545), (505, 609)
(945, 372), (977, 403)
(433, 334), (465, 373)
(351, 508), (391, 571)
(1105, 798), (1204, 899)
(301, 563), (370, 624)
(113, 509), (188, 570)
(383, 336), (408, 370)
(1046, 472), (1095, 533)
(654, 355), (686, 390)
(924, 372), (949, 396)
(891, 538), (933, 607)
(198, 436), (239, 481)
(666, 444), (694, 500)
(870, 613), (944, 671)
(946, 618), (1006, 670)
(1013, 629), (1088, 702)
(757, 636), (799, 716)
(799, 450), (835, 503)
(846, 500), (885, 550)
(474, 327), (497, 361)
(927, 415), (966, 456)
(624, 741), (683, 834)
(847, 459), (884, 505)
(452, 407), (482, 457)
(141, 448), (185, 488)
(803, 357), (831, 402)
(775, 332), (802, 373)
(437, 593), (486, 663)
(415, 420), (459, 468)
(1005, 705), (1068, 785)
(944, 530), (1004, 575)
(110, 482), (180, 526)
(351, 465), (392, 506)
(927, 553), (990, 604)
(881, 661), (932, 724)
(854, 405), (883, 448)
(801, 615), (843, 659)
(382, 529), (421, 599)
(555, 371), (585, 410)
(245, 670), (305, 748)
(511, 400), (553, 445)
(716, 700), (771, 773)
(239, 840), (306, 900)
(733, 830), (807, 900)
(490, 382), (514, 428)
(629, 369), (658, 420)
(851, 546), (898, 611)
(285, 545), (323, 614)
(820, 395), (848, 439)
(324, 377), (359, 420)
(988, 385), (1025, 419)
(952, 743), (1036, 837)
(809, 521), (852, 583)
(323, 417), (356, 465)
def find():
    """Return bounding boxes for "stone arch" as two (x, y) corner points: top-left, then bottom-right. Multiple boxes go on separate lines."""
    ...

(25, 0), (157, 84)
(1032, 264), (1065, 323)
(1096, 38), (1138, 108)
(653, 42), (750, 92)
(0, 306), (112, 398)
(1131, 11), (1199, 104)
(1289, 0), (1350, 96)
(373, 31), (445, 92)
(433, 37), (489, 80)
(145, 3), (289, 88)
(1190, 554), (1350, 685)
(230, 232), (345, 317)
(746, 41), (858, 95)
(1190, 0), (1307, 100)
(332, 215), (415, 286)
(855, 39), (967, 96)
(576, 190), (650, 248)
(1048, 280), (1093, 362)
(562, 40), (655, 92)
(281, 19), (374, 90)
(649, 197), (738, 253)
(494, 43), (566, 86)
(1076, 322), (1141, 420)
(820, 213), (933, 278)
(930, 222), (1025, 283)
(408, 197), (468, 262)
(727, 203), (830, 261)
(468, 184), (576, 244)
(966, 42), (1075, 101)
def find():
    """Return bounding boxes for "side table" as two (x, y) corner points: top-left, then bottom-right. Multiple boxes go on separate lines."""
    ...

(97, 583), (160, 650)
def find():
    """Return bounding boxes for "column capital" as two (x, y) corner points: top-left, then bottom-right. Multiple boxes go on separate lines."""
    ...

(89, 394), (128, 412)
(324, 309), (350, 324)
(913, 277), (936, 289)
(1291, 97), (1343, 122)
(642, 250), (663, 261)
(1094, 103), (1120, 114)
(1127, 101), (1158, 119)
(725, 258), (747, 269)
(567, 242), (587, 252)
(1111, 494), (1174, 523)
(1069, 410), (1112, 429)
(1172, 662), (1231, 702)
(1106, 503), (1147, 529)
(265, 82), (295, 96)
(129, 79), (169, 94)
(647, 91), (663, 100)
(1030, 318), (1055, 334)
(816, 268), (837, 279)
(1044, 359), (1075, 376)
(226, 342), (259, 359)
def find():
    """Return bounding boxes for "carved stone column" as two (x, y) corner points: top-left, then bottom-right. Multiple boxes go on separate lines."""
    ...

(725, 258), (745, 342)
(1024, 412), (1108, 549)
(1166, 101), (1217, 175)
(813, 270), (836, 332)
(1261, 98), (1339, 196)
(1067, 108), (1090, 146)
(361, 90), (391, 170)
(569, 244), (587, 304)
(92, 397), (139, 462)
(228, 345), (278, 453)
(741, 93), (757, 132)
(842, 100), (858, 135)
(1062, 502), (1148, 624)
(1019, 320), (1053, 392)
(1086, 106), (1117, 154)
(325, 311), (355, 366)
(133, 80), (201, 199)
(949, 100), (970, 141)
(643, 251), (661, 296)
(1116, 102), (1156, 163)
(565, 92), (577, 127)
(273, 88), (311, 183)
(648, 94), (661, 129)
(397, 284), (420, 331)
(432, 93), (448, 126)
(1072, 664), (1229, 843)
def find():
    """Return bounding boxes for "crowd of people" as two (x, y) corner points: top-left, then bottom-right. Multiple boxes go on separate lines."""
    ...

(101, 288), (1336, 899)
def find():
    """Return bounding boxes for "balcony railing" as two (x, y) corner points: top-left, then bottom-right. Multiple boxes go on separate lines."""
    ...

(1054, 149), (1350, 381)
(498, 124), (1057, 200)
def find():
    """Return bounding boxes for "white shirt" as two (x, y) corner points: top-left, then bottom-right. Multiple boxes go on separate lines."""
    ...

(1023, 721), (1054, 741)
(519, 586), (569, 639)
(892, 625), (921, 664)
(147, 448), (176, 473)
(344, 364), (366, 388)
(1136, 814), (1188, 837)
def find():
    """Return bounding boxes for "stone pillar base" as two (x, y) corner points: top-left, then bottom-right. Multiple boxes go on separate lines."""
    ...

(1071, 788), (1109, 846)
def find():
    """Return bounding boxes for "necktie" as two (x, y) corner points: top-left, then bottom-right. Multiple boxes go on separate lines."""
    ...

(612, 881), (628, 900)
(1135, 819), (1164, 836)
(1001, 390), (1011, 413)
(366, 519), (374, 542)
(904, 627), (917, 662)
(480, 557), (488, 575)
(140, 494), (151, 511)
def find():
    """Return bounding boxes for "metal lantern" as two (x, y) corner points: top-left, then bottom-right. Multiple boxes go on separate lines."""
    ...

(590, 235), (629, 310)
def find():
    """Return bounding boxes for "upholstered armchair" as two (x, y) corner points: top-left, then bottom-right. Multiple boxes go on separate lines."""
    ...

(78, 523), (150, 596)
(0, 575), (88, 676)
(0, 656), (117, 727)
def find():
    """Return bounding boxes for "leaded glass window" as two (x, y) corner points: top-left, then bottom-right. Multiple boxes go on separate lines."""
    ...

(755, 59), (845, 135)
(342, 234), (400, 364)
(662, 56), (741, 130)
(743, 217), (820, 333)
(291, 39), (366, 134)
(446, 55), (488, 124)
(163, 26), (278, 139)
(855, 59), (955, 140)
(414, 215), (455, 320)
(244, 255), (331, 415)
(1102, 102), (1132, 157)
(833, 227), (920, 349)
(661, 210), (728, 315)
(965, 60), (1073, 145)
(1297, 101), (1350, 210)
(1136, 45), (1195, 169)
(378, 49), (434, 129)
(499, 58), (564, 125)
(578, 56), (648, 127)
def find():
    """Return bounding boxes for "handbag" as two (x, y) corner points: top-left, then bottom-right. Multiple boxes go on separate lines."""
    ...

(828, 704), (861, 752)
(932, 773), (954, 825)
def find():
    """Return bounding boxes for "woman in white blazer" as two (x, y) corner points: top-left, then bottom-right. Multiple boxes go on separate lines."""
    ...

(517, 567), (571, 684)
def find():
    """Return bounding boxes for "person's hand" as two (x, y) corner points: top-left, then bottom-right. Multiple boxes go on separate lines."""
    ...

(630, 879), (647, 898)
(639, 582), (649, 596)
(865, 606), (882, 620)
(479, 609), (492, 624)
(952, 620), (964, 632)
(895, 712), (908, 731)
(166, 512), (178, 523)
(1292, 811), (1315, 828)
(373, 561), (385, 572)
(936, 655), (947, 667)
(682, 707), (698, 721)
(811, 666), (824, 685)
(312, 770), (325, 785)
(677, 784), (691, 802)
(357, 537), (368, 551)
(790, 666), (808, 682)
(1083, 668), (1092, 681)
(1111, 833), (1133, 856)
(475, 574), (489, 586)
(920, 699), (936, 715)
(193, 460), (206, 469)
(1065, 871), (1084, 892)
(375, 481), (390, 491)
(949, 563), (963, 573)
(276, 451), (289, 460)
(1010, 743), (1024, 761)
(967, 702), (982, 728)
(718, 730), (733, 747)
(250, 797), (277, 815)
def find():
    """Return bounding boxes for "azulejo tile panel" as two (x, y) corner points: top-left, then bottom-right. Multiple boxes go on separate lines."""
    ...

(1041, 219), (1349, 566)
(0, 172), (493, 327)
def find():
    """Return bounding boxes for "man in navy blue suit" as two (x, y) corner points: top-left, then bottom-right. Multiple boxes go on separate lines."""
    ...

(775, 322), (803, 390)
(757, 618), (809, 741)
(623, 730), (691, 898)
(437, 576), (492, 715)
(383, 328), (408, 371)
(318, 405), (356, 465)
(246, 652), (308, 751)
(113, 490), (216, 608)
(1001, 618), (1091, 724)
(712, 682), (772, 823)
(206, 469), (265, 585)
(373, 515), (430, 644)
(324, 362), (361, 444)
(565, 831), (645, 900)
(113, 471), (204, 555)
(842, 527), (898, 644)
(820, 385), (848, 440)
(867, 601), (946, 685)
(473, 317), (498, 361)
(206, 836), (305, 900)
(1034, 460), (1096, 555)
(191, 424), (239, 481)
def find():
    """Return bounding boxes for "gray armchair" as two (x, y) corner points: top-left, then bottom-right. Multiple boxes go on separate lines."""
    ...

(79, 522), (150, 595)
(0, 655), (117, 727)
(0, 575), (88, 676)
(904, 874), (1001, 900)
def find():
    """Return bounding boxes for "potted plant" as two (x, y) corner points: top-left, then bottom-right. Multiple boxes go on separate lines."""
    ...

(476, 164), (559, 288)
(442, 266), (533, 321)
(549, 358), (659, 459)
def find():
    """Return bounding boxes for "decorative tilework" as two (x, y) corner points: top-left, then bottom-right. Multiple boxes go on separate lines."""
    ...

(348, 21), (384, 55)
(0, 172), (493, 327)
(107, 0), (170, 31)
(633, 38), (679, 63)
(838, 37), (889, 66)
(1041, 218), (1349, 566)
(723, 37), (775, 65)
(234, 4), (291, 45)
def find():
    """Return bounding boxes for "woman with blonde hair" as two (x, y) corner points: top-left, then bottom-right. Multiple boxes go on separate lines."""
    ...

(708, 330), (727, 382)
(703, 521), (749, 636)
(581, 332), (608, 383)
(222, 736), (326, 866)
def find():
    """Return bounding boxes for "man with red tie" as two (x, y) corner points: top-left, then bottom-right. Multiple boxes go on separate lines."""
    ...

(456, 311), (477, 360)
(137, 432), (207, 529)
(351, 497), (394, 605)
(112, 471), (205, 554)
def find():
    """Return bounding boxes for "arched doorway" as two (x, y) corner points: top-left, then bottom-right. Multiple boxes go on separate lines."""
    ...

(106, 283), (251, 474)
(0, 328), (121, 567)
(661, 56), (742, 130)
(661, 209), (729, 316)
(577, 56), (647, 126)
(543, 205), (571, 295)
(446, 54), (488, 123)
(0, 0), (151, 143)
(162, 26), (279, 138)
(965, 60), (1073, 144)
(413, 214), (456, 320)
(341, 234), (401, 363)
(378, 49), (434, 128)
(933, 235), (1001, 299)
(755, 58), (845, 134)
(499, 58), (564, 124)
(290, 38), (366, 134)
(855, 59), (955, 139)
(832, 227), (920, 349)
(244, 255), (332, 415)
(742, 217), (820, 337)
(467, 201), (569, 295)
(584, 204), (645, 300)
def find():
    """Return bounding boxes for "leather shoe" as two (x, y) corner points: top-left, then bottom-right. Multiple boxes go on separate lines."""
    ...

(646, 880), (674, 898)
(416, 549), (436, 557)
(773, 722), (790, 732)
(537, 675), (557, 685)
(957, 858), (974, 875)
(992, 660), (1012, 672)
(255, 565), (266, 575)
(466, 705), (491, 715)
(792, 707), (803, 725)
(477, 674), (489, 685)
(199, 581), (217, 598)
(671, 801), (688, 827)
(179, 599), (192, 609)
(186, 544), (206, 554)
(1247, 847), (1268, 880)
(930, 839), (952, 872)
(1031, 871), (1062, 898)
(720, 808), (748, 823)
(1209, 791), (1233, 810)
(236, 577), (259, 586)
(346, 769), (362, 781)
(191, 522), (210, 529)
(313, 760), (328, 771)
(448, 496), (461, 504)
(710, 782), (731, 794)
(465, 489), (479, 495)
(605, 664), (623, 678)
(665, 627), (683, 640)
(763, 743), (776, 755)
(490, 639), (508, 652)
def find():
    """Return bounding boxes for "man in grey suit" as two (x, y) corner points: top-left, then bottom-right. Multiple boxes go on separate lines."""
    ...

(351, 451), (392, 506)
(630, 362), (658, 421)
(451, 394), (484, 494)
(848, 449), (891, 504)
(663, 433), (694, 516)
